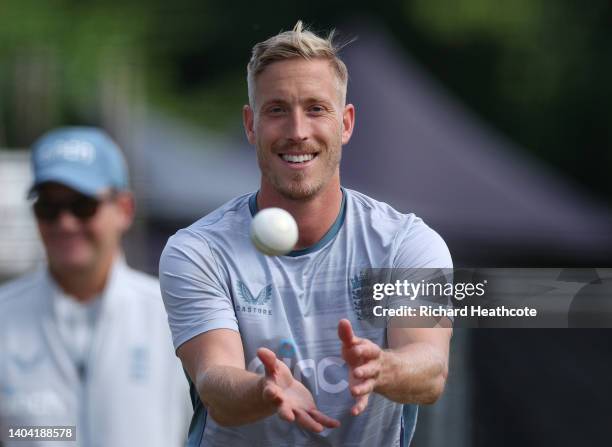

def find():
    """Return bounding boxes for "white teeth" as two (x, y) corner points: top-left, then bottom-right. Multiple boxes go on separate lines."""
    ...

(281, 153), (315, 163)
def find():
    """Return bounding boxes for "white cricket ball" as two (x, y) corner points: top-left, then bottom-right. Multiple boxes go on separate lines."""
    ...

(250, 207), (299, 256)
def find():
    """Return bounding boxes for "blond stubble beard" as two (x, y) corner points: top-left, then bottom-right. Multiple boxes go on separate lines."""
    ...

(257, 142), (342, 201)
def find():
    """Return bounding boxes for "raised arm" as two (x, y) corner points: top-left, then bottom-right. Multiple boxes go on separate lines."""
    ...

(178, 329), (340, 431)
(161, 231), (339, 431)
(376, 325), (451, 403)
(339, 319), (451, 415)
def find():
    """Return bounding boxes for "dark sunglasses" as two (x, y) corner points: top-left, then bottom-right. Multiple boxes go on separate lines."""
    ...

(33, 194), (114, 221)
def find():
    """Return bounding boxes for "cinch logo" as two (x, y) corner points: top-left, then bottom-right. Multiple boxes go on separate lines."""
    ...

(40, 139), (96, 164)
(235, 281), (273, 316)
(247, 354), (349, 395)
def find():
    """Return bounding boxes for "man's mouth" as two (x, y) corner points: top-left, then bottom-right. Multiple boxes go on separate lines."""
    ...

(279, 153), (318, 164)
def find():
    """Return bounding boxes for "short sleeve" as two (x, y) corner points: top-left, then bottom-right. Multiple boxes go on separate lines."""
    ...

(388, 216), (454, 325)
(159, 229), (238, 350)
(393, 216), (453, 269)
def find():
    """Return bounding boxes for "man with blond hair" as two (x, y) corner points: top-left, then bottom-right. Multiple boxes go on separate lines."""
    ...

(160, 21), (453, 446)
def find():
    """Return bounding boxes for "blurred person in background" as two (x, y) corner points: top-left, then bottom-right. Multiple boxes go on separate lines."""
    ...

(0, 127), (190, 447)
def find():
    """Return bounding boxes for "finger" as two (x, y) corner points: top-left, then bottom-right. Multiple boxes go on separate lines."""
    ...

(277, 404), (295, 422)
(350, 342), (381, 361)
(350, 378), (376, 397)
(337, 319), (358, 347)
(342, 343), (368, 366)
(351, 394), (370, 416)
(294, 408), (324, 433)
(307, 409), (341, 429)
(354, 361), (380, 380)
(257, 347), (278, 376)
(262, 382), (283, 406)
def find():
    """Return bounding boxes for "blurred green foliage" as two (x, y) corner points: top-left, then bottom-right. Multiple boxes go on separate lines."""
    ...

(405, 0), (612, 202)
(1, 0), (610, 202)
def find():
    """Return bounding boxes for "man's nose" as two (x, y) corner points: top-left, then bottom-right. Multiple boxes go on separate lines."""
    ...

(286, 110), (309, 143)
(54, 210), (81, 229)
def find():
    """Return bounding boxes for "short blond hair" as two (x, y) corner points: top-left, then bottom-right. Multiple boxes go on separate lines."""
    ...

(246, 21), (349, 107)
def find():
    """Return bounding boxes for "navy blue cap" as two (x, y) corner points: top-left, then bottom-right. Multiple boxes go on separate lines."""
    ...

(29, 127), (129, 198)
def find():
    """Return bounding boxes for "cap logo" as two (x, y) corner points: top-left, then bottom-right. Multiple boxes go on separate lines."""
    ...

(39, 139), (96, 165)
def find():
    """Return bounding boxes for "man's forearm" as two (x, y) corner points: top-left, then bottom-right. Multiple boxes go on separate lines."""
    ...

(374, 342), (448, 405)
(198, 365), (275, 426)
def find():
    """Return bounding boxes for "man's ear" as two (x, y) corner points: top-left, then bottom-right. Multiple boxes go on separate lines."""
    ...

(115, 192), (135, 232)
(243, 104), (256, 145)
(341, 103), (355, 145)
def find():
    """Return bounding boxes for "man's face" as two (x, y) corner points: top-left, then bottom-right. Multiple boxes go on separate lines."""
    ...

(34, 183), (133, 275)
(244, 58), (354, 200)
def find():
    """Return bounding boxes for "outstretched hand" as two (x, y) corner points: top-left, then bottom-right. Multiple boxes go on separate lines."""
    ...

(257, 347), (340, 432)
(338, 319), (383, 416)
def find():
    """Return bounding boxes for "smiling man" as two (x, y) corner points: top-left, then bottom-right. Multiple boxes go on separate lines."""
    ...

(160, 21), (453, 446)
(0, 127), (189, 447)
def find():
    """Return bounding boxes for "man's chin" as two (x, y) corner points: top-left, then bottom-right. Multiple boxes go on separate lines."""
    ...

(49, 255), (95, 274)
(276, 182), (322, 201)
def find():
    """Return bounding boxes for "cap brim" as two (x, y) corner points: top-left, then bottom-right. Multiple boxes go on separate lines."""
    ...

(28, 165), (107, 199)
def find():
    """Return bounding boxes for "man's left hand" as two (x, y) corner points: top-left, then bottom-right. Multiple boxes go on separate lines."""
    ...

(338, 319), (383, 416)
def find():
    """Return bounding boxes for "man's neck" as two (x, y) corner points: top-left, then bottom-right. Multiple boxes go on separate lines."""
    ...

(258, 179), (343, 250)
(49, 255), (116, 303)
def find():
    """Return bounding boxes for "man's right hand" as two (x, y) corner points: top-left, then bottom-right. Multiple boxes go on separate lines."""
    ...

(257, 347), (341, 432)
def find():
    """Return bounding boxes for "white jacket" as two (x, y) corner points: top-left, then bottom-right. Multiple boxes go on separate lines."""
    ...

(0, 259), (191, 447)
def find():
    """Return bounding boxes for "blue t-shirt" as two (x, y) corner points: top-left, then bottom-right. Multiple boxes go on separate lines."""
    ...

(159, 188), (452, 447)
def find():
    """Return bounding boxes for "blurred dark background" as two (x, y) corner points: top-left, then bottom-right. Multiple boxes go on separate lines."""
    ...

(1, 1), (611, 446)
(2, 0), (611, 203)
